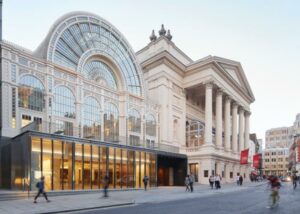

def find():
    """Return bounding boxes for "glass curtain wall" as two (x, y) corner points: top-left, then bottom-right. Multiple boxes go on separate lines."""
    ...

(135, 151), (141, 188)
(31, 137), (41, 189)
(83, 145), (91, 189)
(108, 148), (115, 188)
(63, 142), (73, 190)
(92, 145), (100, 189)
(42, 139), (52, 191)
(100, 147), (107, 188)
(30, 137), (156, 191)
(128, 150), (135, 188)
(53, 140), (62, 190)
(121, 149), (128, 188)
(115, 148), (121, 189)
(75, 144), (83, 190)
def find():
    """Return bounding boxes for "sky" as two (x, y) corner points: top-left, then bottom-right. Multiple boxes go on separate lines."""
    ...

(3, 0), (300, 144)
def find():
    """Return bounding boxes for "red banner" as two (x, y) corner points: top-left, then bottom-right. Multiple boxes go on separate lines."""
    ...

(253, 153), (261, 169)
(240, 149), (249, 165)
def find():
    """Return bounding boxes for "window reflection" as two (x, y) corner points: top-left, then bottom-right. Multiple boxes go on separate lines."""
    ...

(83, 97), (101, 140)
(75, 144), (83, 190)
(53, 140), (62, 190)
(83, 145), (91, 189)
(128, 109), (141, 133)
(104, 103), (119, 142)
(53, 86), (76, 119)
(19, 75), (45, 112)
(42, 139), (52, 191)
(146, 114), (156, 137)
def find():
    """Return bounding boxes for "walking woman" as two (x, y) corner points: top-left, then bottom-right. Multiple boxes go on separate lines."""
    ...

(185, 175), (190, 192)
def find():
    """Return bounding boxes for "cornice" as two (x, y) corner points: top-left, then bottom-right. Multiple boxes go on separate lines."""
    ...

(140, 50), (186, 76)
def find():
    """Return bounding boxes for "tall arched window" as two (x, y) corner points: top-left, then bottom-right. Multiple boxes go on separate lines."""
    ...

(146, 114), (156, 137)
(128, 109), (141, 133)
(104, 103), (119, 142)
(18, 75), (45, 112)
(83, 97), (101, 139)
(53, 86), (76, 119)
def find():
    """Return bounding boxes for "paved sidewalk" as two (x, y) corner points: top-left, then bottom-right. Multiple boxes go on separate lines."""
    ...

(0, 182), (266, 214)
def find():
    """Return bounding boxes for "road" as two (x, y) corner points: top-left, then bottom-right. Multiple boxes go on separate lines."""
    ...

(76, 182), (300, 214)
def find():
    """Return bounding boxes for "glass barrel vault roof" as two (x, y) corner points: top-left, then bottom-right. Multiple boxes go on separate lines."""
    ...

(53, 21), (141, 96)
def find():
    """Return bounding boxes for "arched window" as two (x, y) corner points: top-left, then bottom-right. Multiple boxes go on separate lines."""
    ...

(83, 97), (101, 139)
(104, 103), (119, 142)
(146, 114), (156, 137)
(53, 86), (76, 118)
(18, 75), (45, 111)
(128, 109), (141, 133)
(83, 60), (117, 90)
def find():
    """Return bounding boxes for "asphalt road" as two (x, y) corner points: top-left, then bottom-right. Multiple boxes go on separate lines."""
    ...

(76, 182), (300, 214)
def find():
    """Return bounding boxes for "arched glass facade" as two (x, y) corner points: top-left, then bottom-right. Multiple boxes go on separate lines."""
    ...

(104, 103), (119, 141)
(53, 22), (141, 95)
(53, 86), (76, 119)
(146, 114), (156, 137)
(128, 109), (141, 133)
(83, 60), (117, 90)
(83, 97), (101, 139)
(18, 75), (45, 112)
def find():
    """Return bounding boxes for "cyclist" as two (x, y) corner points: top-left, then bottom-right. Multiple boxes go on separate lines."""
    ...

(267, 175), (281, 208)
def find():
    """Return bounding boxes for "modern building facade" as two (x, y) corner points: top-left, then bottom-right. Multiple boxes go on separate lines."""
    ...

(0, 11), (255, 190)
(263, 148), (289, 176)
(265, 127), (293, 149)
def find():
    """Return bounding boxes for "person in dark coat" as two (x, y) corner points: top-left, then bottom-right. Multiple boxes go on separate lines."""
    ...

(103, 173), (109, 197)
(34, 176), (50, 203)
(239, 175), (244, 186)
(143, 175), (149, 191)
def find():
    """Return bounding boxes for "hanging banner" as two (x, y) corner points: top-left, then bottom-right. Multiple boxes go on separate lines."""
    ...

(240, 149), (249, 165)
(253, 153), (261, 169)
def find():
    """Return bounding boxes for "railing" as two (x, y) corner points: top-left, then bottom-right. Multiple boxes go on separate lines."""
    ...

(20, 121), (179, 153)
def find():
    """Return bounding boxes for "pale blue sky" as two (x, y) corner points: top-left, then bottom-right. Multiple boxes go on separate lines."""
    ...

(3, 0), (300, 143)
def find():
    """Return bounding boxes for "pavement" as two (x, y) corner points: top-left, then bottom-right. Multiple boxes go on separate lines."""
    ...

(0, 182), (267, 214)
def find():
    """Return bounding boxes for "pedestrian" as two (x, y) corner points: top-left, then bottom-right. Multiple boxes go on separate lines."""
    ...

(292, 173), (297, 189)
(236, 175), (240, 186)
(239, 175), (243, 186)
(209, 175), (214, 189)
(185, 175), (190, 192)
(189, 173), (195, 192)
(103, 173), (109, 197)
(33, 176), (50, 203)
(143, 175), (149, 191)
(215, 174), (221, 189)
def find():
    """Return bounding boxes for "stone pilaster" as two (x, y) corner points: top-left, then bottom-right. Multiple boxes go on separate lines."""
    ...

(224, 96), (231, 150)
(232, 103), (238, 153)
(216, 89), (223, 147)
(205, 83), (213, 144)
(239, 107), (245, 151)
(244, 111), (251, 150)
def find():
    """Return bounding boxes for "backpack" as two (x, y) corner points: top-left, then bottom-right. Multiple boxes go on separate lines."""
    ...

(36, 182), (40, 188)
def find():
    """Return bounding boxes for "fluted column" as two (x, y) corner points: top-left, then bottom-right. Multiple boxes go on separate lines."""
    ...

(224, 96), (231, 150)
(232, 103), (238, 152)
(244, 111), (250, 149)
(205, 83), (213, 144)
(216, 89), (223, 147)
(238, 107), (245, 151)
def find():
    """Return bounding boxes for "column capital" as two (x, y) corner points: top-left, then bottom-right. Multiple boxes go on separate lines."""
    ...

(216, 88), (224, 96)
(244, 111), (251, 117)
(225, 95), (232, 102)
(238, 106), (245, 113)
(205, 82), (214, 89)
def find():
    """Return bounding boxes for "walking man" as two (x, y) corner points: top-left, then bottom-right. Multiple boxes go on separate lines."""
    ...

(189, 173), (195, 192)
(185, 175), (190, 192)
(103, 173), (109, 197)
(236, 174), (240, 186)
(209, 175), (214, 189)
(33, 176), (50, 203)
(239, 175), (244, 186)
(143, 175), (149, 191)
